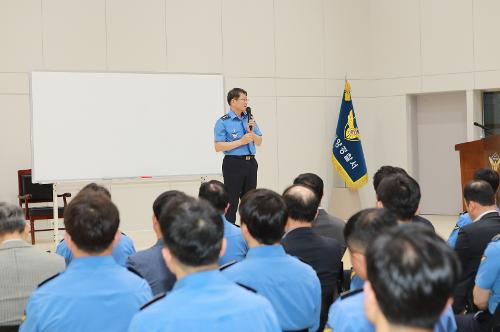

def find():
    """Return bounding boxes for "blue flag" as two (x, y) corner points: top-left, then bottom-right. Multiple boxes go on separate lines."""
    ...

(332, 80), (368, 189)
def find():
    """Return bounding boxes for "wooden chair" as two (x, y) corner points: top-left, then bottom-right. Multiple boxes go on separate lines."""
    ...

(17, 169), (71, 244)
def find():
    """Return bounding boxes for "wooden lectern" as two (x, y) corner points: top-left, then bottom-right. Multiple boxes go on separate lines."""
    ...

(455, 135), (500, 210)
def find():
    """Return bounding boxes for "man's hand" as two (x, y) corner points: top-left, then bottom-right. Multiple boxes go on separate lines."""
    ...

(247, 118), (255, 132)
(240, 133), (254, 145)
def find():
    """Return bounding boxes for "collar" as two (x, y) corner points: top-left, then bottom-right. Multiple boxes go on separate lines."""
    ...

(228, 109), (248, 120)
(0, 239), (30, 249)
(173, 269), (225, 291)
(68, 255), (117, 269)
(155, 238), (164, 247)
(246, 245), (286, 259)
(474, 210), (499, 222)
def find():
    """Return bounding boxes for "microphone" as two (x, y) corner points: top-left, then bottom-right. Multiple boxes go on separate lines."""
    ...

(473, 122), (492, 133)
(246, 107), (253, 131)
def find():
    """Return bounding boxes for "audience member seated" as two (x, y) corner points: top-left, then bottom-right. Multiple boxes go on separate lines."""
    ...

(376, 173), (434, 230)
(20, 192), (152, 332)
(448, 168), (499, 248)
(0, 203), (64, 328)
(126, 191), (183, 295)
(56, 183), (135, 267)
(128, 196), (280, 331)
(373, 166), (435, 230)
(364, 224), (460, 332)
(328, 209), (456, 332)
(454, 180), (500, 314)
(281, 184), (342, 332)
(222, 189), (321, 331)
(293, 173), (346, 254)
(198, 180), (248, 265)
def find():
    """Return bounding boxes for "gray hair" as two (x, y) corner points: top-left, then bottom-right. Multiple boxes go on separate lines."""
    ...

(0, 202), (26, 235)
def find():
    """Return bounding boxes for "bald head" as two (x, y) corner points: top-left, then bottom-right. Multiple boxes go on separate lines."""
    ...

(282, 184), (320, 222)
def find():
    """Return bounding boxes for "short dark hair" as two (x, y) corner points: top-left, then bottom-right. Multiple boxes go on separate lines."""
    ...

(78, 183), (111, 199)
(473, 168), (500, 193)
(344, 208), (398, 252)
(373, 166), (408, 191)
(227, 88), (247, 105)
(198, 180), (228, 212)
(366, 224), (460, 329)
(239, 189), (288, 245)
(64, 192), (120, 254)
(293, 173), (324, 201)
(282, 184), (320, 222)
(152, 190), (187, 220)
(376, 174), (421, 221)
(0, 202), (26, 235)
(159, 196), (223, 267)
(464, 180), (495, 206)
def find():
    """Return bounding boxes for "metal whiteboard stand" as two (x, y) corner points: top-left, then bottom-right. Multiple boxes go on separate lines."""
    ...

(52, 183), (60, 251)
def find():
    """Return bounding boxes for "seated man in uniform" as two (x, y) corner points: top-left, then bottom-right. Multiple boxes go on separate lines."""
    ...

(293, 173), (346, 254)
(222, 189), (321, 331)
(198, 180), (248, 265)
(127, 190), (184, 295)
(21, 192), (152, 332)
(328, 208), (456, 332)
(0, 203), (64, 328)
(281, 184), (342, 332)
(129, 196), (280, 332)
(56, 183), (135, 267)
(448, 168), (499, 248)
(364, 224), (461, 332)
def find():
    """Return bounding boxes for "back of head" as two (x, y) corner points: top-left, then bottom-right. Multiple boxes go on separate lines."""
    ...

(366, 224), (460, 329)
(376, 174), (421, 221)
(282, 184), (320, 222)
(344, 208), (398, 253)
(372, 166), (408, 191)
(153, 190), (187, 220)
(64, 192), (120, 254)
(78, 183), (111, 199)
(198, 180), (228, 213)
(293, 173), (324, 201)
(239, 189), (288, 245)
(464, 179), (495, 206)
(0, 202), (26, 237)
(473, 168), (500, 193)
(159, 196), (223, 267)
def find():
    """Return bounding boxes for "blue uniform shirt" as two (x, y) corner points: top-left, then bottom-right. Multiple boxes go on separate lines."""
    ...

(56, 233), (136, 267)
(214, 110), (262, 156)
(20, 256), (152, 332)
(219, 215), (248, 266)
(223, 245), (321, 332)
(448, 213), (473, 248)
(128, 269), (280, 332)
(475, 239), (500, 314)
(350, 274), (364, 290)
(328, 289), (456, 332)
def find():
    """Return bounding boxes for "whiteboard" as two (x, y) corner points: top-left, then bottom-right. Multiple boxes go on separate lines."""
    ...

(31, 71), (224, 183)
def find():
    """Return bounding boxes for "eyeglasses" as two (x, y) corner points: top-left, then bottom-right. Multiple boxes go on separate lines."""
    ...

(237, 98), (249, 102)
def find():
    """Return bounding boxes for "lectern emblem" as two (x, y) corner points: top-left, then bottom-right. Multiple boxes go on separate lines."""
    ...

(489, 153), (500, 172)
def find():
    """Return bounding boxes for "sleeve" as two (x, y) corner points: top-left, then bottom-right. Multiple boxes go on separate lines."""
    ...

(19, 294), (42, 332)
(475, 244), (500, 290)
(214, 119), (227, 142)
(253, 121), (262, 136)
(447, 227), (459, 248)
(454, 229), (471, 272)
(55, 241), (72, 266)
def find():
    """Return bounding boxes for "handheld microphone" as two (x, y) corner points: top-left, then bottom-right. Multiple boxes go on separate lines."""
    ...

(246, 107), (253, 131)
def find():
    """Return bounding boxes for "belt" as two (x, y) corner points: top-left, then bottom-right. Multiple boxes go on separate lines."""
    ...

(225, 155), (255, 160)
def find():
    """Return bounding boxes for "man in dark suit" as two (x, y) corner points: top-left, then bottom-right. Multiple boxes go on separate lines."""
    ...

(453, 180), (500, 313)
(281, 184), (342, 332)
(293, 173), (346, 254)
(127, 191), (185, 295)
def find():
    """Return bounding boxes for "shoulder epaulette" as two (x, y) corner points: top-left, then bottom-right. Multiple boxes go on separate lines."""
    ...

(340, 288), (363, 300)
(460, 211), (467, 216)
(219, 260), (238, 271)
(140, 292), (166, 310)
(236, 282), (257, 293)
(453, 225), (460, 231)
(220, 114), (230, 120)
(492, 234), (500, 242)
(37, 273), (60, 288)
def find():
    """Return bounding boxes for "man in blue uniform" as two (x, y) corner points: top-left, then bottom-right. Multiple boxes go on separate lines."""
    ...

(327, 209), (456, 332)
(214, 87), (262, 223)
(21, 192), (152, 332)
(222, 189), (321, 331)
(56, 182), (136, 267)
(364, 225), (461, 332)
(128, 196), (280, 332)
(198, 180), (248, 265)
(448, 168), (499, 248)
(456, 235), (500, 331)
